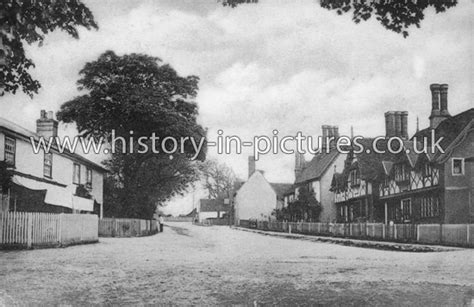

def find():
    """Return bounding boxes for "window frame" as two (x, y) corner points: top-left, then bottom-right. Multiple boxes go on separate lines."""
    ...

(86, 167), (92, 189)
(400, 198), (412, 221)
(4, 135), (16, 166)
(43, 152), (53, 178)
(451, 158), (464, 176)
(73, 163), (81, 185)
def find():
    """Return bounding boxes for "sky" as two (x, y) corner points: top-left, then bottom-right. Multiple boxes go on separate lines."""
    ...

(0, 0), (472, 215)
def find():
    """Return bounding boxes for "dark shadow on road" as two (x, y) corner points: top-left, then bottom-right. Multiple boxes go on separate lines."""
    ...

(166, 224), (192, 237)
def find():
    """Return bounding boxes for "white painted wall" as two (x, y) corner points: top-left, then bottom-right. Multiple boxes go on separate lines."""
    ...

(234, 171), (277, 221)
(1, 131), (104, 208)
(198, 211), (219, 222)
(319, 153), (347, 222)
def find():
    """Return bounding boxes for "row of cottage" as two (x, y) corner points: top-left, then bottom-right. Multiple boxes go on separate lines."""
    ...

(229, 83), (473, 225)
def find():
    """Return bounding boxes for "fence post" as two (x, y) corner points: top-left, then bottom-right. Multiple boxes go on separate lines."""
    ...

(59, 214), (63, 245)
(467, 224), (470, 246)
(289, 223), (292, 234)
(416, 224), (420, 242)
(382, 224), (386, 239)
(0, 212), (3, 244)
(439, 223), (443, 244)
(27, 213), (32, 249)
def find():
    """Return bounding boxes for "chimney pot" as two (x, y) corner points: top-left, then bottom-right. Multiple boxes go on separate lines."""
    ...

(400, 111), (408, 139)
(385, 111), (396, 137)
(439, 84), (449, 115)
(430, 83), (440, 113)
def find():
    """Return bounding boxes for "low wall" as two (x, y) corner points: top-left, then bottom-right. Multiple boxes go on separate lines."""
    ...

(164, 217), (194, 223)
(0, 212), (98, 249)
(238, 220), (474, 247)
(98, 218), (158, 237)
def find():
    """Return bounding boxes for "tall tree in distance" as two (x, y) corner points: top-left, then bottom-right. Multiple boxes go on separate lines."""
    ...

(57, 51), (207, 219)
(199, 159), (236, 199)
(220, 0), (457, 38)
(0, 0), (98, 97)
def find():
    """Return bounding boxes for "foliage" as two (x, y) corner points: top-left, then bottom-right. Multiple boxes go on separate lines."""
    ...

(57, 51), (206, 219)
(0, 161), (13, 191)
(198, 159), (236, 199)
(274, 185), (322, 222)
(220, 0), (457, 38)
(0, 0), (98, 97)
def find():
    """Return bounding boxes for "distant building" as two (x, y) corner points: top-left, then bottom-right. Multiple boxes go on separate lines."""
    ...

(286, 125), (347, 222)
(198, 198), (228, 222)
(0, 110), (107, 216)
(234, 156), (292, 224)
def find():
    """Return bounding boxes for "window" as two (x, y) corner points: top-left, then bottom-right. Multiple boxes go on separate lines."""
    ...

(349, 169), (360, 186)
(73, 163), (81, 184)
(401, 199), (412, 221)
(86, 168), (92, 189)
(452, 158), (464, 175)
(4, 136), (16, 165)
(395, 164), (409, 182)
(43, 152), (53, 178)
(422, 163), (432, 178)
(421, 196), (440, 218)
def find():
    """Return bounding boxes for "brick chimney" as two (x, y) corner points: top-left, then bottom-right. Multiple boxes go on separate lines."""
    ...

(440, 84), (450, 116)
(400, 111), (408, 139)
(322, 125), (339, 150)
(248, 156), (256, 178)
(385, 111), (408, 139)
(429, 83), (450, 128)
(385, 111), (396, 137)
(294, 152), (305, 180)
(36, 110), (58, 139)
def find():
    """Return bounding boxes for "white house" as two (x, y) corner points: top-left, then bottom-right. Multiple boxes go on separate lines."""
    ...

(0, 110), (107, 217)
(234, 156), (292, 224)
(286, 125), (347, 222)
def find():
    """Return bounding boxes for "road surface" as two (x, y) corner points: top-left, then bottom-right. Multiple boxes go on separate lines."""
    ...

(1, 222), (473, 305)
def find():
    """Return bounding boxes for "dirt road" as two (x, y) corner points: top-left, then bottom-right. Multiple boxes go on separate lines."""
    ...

(1, 222), (473, 305)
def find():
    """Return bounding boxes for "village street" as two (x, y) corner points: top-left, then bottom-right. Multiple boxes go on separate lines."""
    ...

(1, 223), (473, 306)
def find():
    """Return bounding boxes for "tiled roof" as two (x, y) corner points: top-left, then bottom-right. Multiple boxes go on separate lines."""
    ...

(412, 108), (474, 161)
(199, 199), (228, 212)
(295, 149), (340, 184)
(269, 183), (294, 199)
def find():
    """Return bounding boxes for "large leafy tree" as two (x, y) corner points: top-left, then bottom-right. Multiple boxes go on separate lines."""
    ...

(276, 185), (321, 222)
(220, 0), (457, 38)
(198, 159), (236, 199)
(57, 51), (207, 219)
(0, 0), (97, 97)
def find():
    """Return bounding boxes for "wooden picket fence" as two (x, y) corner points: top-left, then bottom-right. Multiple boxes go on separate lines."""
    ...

(98, 218), (158, 237)
(0, 211), (98, 249)
(239, 220), (474, 247)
